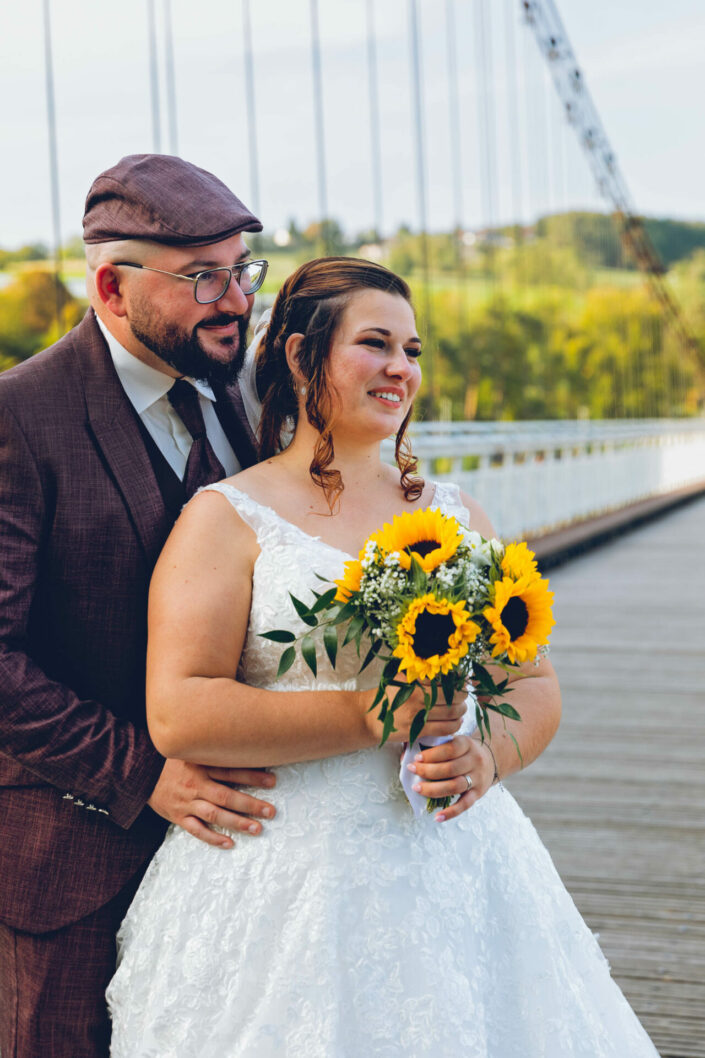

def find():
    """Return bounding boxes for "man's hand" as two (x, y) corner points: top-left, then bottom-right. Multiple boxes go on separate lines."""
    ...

(148, 758), (277, 850)
(365, 682), (467, 745)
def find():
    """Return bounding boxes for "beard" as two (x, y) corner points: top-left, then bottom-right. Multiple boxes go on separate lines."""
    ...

(129, 300), (250, 386)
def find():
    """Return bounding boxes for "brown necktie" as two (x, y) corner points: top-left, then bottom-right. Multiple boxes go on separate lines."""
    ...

(168, 379), (226, 499)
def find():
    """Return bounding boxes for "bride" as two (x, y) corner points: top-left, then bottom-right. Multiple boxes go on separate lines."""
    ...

(107, 258), (659, 1056)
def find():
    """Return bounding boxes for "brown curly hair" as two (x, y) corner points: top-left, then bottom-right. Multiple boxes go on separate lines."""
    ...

(256, 257), (423, 509)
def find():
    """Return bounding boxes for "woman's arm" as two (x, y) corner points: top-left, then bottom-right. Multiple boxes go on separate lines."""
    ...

(146, 491), (466, 765)
(407, 491), (562, 819)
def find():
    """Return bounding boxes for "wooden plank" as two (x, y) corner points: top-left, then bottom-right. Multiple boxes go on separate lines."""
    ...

(507, 496), (705, 1058)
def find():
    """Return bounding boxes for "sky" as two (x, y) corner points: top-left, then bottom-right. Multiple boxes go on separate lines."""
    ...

(1, 0), (703, 250)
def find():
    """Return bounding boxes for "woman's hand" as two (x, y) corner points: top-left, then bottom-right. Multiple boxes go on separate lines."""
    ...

(365, 683), (468, 745)
(405, 735), (497, 821)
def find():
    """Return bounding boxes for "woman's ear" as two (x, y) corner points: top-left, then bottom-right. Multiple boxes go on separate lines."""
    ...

(284, 333), (306, 385)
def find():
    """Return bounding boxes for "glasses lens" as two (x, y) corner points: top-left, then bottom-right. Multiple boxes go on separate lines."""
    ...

(195, 269), (230, 303)
(237, 261), (266, 294)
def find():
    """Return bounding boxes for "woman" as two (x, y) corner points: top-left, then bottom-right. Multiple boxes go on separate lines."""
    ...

(108, 258), (659, 1056)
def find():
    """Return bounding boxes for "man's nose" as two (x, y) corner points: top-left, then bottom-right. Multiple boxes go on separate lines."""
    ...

(218, 274), (251, 315)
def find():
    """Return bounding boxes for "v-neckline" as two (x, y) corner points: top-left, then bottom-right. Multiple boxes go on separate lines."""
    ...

(217, 481), (440, 561)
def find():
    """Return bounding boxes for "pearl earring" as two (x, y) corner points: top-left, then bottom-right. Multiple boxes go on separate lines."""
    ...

(300, 384), (307, 398)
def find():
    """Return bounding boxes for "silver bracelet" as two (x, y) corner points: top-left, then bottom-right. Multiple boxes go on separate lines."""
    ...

(472, 736), (500, 785)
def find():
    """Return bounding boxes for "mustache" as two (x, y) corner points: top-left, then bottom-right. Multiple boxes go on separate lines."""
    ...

(198, 313), (243, 328)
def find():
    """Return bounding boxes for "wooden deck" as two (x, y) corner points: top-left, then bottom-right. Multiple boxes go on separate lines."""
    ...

(507, 495), (705, 1058)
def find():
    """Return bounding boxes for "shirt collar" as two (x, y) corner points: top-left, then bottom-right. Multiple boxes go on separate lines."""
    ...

(96, 315), (216, 413)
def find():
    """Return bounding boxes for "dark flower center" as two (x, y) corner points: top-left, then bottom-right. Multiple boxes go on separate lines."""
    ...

(412, 610), (455, 658)
(500, 596), (529, 640)
(407, 539), (441, 558)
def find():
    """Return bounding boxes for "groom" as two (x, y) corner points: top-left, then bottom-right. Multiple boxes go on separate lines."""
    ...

(0, 155), (469, 1057)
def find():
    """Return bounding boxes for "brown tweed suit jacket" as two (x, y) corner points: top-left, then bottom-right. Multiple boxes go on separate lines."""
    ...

(0, 309), (257, 933)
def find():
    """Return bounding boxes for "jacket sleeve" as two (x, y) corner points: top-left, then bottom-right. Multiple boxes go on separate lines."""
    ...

(0, 401), (165, 829)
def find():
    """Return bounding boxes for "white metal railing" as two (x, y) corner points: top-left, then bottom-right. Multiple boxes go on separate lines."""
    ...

(384, 419), (705, 540)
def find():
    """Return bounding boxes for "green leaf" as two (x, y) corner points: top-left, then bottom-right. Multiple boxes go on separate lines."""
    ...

(369, 681), (387, 712)
(258, 629), (297, 643)
(510, 731), (524, 767)
(301, 635), (317, 677)
(408, 706), (427, 748)
(323, 623), (338, 669)
(487, 700), (521, 722)
(289, 594), (318, 627)
(359, 639), (381, 672)
(343, 614), (365, 647)
(383, 657), (401, 681)
(330, 600), (357, 626)
(310, 587), (338, 614)
(276, 646), (296, 679)
(409, 554), (427, 593)
(441, 672), (456, 706)
(391, 681), (415, 712)
(380, 708), (397, 747)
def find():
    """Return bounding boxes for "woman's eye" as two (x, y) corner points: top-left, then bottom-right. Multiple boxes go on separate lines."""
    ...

(362, 338), (385, 349)
(405, 348), (422, 359)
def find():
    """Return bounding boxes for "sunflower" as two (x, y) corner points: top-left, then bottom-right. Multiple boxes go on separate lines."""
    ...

(483, 575), (555, 665)
(393, 593), (480, 682)
(334, 558), (363, 602)
(501, 541), (541, 583)
(373, 508), (463, 573)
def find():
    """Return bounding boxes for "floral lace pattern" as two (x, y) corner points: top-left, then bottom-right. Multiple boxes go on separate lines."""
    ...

(107, 482), (659, 1057)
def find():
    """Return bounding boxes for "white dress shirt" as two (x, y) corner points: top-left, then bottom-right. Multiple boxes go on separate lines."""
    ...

(97, 316), (257, 480)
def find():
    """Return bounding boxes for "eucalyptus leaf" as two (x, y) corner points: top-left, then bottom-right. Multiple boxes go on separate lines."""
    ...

(323, 624), (338, 668)
(289, 593), (318, 627)
(258, 629), (297, 643)
(276, 646), (296, 679)
(310, 587), (338, 614)
(301, 635), (318, 677)
(408, 706), (427, 748)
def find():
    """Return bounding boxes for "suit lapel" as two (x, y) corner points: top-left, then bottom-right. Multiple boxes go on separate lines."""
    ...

(75, 312), (172, 565)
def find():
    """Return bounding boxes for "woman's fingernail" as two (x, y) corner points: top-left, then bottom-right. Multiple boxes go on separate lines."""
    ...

(435, 813), (446, 822)
(412, 782), (421, 793)
(406, 763), (417, 773)
(261, 806), (273, 818)
(414, 753), (423, 762)
(248, 823), (259, 834)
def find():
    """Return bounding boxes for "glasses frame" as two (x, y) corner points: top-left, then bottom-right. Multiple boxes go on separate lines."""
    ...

(112, 258), (269, 303)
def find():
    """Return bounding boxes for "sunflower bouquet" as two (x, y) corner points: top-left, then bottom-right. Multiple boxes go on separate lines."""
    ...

(261, 506), (555, 812)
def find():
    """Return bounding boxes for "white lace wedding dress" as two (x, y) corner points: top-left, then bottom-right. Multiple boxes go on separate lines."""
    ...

(107, 482), (660, 1058)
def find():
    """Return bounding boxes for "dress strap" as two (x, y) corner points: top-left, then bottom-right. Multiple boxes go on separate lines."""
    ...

(430, 480), (471, 527)
(197, 482), (280, 547)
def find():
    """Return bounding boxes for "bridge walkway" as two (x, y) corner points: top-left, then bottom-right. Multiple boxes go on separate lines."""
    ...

(508, 495), (705, 1058)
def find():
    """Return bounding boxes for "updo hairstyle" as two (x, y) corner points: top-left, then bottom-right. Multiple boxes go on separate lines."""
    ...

(256, 256), (423, 508)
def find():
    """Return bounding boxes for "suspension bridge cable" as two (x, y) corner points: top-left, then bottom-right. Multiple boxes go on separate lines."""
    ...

(365, 0), (384, 240)
(474, 0), (498, 291)
(445, 0), (468, 341)
(147, 0), (161, 153)
(309, 0), (329, 255)
(242, 0), (261, 231)
(408, 0), (436, 417)
(163, 0), (178, 155)
(41, 0), (63, 336)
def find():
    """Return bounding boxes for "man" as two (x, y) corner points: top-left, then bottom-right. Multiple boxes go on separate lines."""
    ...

(0, 155), (471, 1057)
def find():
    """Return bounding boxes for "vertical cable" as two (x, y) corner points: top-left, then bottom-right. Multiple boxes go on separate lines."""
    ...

(310, 0), (329, 254)
(445, 0), (467, 353)
(408, 0), (436, 417)
(41, 0), (63, 335)
(242, 0), (261, 227)
(163, 0), (178, 154)
(366, 0), (384, 240)
(147, 0), (161, 152)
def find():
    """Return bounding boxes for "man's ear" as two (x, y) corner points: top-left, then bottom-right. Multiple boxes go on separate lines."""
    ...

(94, 263), (128, 317)
(284, 333), (306, 384)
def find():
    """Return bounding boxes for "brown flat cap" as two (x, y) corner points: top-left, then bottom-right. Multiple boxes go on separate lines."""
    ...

(83, 154), (262, 246)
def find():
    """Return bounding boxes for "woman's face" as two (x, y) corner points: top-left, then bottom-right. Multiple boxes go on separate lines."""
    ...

(324, 289), (422, 442)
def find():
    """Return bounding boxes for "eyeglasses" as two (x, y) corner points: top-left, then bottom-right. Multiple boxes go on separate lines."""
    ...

(113, 258), (268, 304)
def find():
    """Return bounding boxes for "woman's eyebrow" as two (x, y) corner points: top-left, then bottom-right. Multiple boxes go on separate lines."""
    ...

(357, 327), (421, 343)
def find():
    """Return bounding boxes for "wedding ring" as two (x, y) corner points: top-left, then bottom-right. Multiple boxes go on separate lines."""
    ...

(464, 774), (473, 791)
